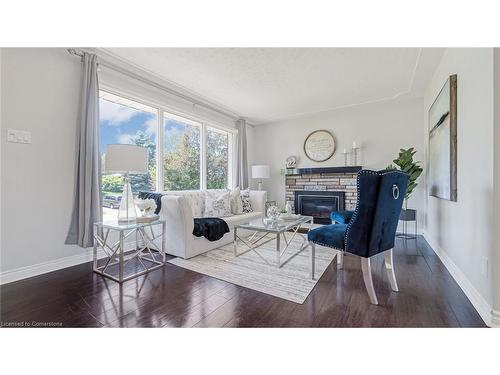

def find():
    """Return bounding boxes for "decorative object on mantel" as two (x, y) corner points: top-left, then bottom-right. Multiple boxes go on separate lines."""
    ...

(285, 155), (297, 169)
(343, 148), (349, 166)
(303, 130), (336, 162)
(351, 141), (360, 166)
(387, 147), (423, 240)
(251, 165), (270, 190)
(428, 74), (457, 202)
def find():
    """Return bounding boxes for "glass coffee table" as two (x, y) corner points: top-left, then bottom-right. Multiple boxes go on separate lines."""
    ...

(233, 215), (314, 269)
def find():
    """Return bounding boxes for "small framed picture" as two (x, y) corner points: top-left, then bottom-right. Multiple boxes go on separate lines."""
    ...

(265, 201), (277, 217)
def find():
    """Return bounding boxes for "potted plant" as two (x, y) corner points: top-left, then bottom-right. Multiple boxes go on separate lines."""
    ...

(386, 148), (423, 234)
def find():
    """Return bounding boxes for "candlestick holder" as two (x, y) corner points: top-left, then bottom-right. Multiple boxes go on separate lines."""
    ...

(343, 149), (349, 166)
(352, 146), (360, 166)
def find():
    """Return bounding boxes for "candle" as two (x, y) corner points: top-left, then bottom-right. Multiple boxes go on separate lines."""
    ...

(343, 148), (347, 154)
(352, 141), (357, 149)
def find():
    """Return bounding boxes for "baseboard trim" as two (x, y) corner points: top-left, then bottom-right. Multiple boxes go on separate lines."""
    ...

(0, 251), (94, 285)
(0, 237), (151, 285)
(0, 242), (148, 285)
(422, 231), (494, 327)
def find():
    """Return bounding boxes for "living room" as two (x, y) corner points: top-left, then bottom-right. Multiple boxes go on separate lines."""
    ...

(1, 1), (499, 373)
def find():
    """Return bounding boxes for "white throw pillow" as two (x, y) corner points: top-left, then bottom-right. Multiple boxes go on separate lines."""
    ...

(205, 191), (232, 217)
(230, 187), (243, 214)
(240, 188), (253, 213)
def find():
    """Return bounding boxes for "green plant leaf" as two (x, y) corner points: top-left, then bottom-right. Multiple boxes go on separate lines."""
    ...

(389, 147), (423, 200)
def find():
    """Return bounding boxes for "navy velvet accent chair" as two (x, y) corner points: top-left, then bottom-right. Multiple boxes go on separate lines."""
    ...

(307, 170), (409, 304)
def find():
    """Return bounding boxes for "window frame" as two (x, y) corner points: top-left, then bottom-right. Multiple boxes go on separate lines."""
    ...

(99, 86), (236, 193)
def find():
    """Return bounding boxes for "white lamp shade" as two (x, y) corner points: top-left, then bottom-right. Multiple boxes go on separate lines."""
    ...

(252, 165), (270, 179)
(104, 144), (148, 174)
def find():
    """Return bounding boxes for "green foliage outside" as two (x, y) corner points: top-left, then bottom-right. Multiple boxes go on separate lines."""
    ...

(386, 147), (423, 201)
(102, 126), (229, 195)
(206, 129), (228, 189)
(164, 126), (201, 190)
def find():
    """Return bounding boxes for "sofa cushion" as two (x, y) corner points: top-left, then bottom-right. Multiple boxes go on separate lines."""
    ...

(229, 187), (243, 214)
(205, 191), (232, 217)
(162, 190), (207, 218)
(331, 210), (355, 224)
(240, 188), (253, 213)
(307, 224), (347, 250)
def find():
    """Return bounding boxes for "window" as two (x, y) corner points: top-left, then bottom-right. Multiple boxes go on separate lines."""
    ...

(99, 91), (157, 220)
(163, 112), (201, 190)
(99, 89), (234, 213)
(206, 127), (229, 189)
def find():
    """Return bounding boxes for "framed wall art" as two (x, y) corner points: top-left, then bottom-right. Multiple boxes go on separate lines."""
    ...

(303, 130), (336, 162)
(428, 74), (457, 201)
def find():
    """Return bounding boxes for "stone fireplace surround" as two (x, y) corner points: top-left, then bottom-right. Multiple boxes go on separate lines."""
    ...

(285, 166), (361, 215)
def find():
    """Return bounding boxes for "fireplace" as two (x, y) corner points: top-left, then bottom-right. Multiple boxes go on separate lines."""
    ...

(294, 191), (345, 224)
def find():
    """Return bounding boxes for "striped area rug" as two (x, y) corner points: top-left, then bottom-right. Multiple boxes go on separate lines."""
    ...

(168, 234), (337, 303)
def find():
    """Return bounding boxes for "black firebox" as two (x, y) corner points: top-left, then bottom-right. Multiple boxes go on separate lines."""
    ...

(294, 191), (345, 224)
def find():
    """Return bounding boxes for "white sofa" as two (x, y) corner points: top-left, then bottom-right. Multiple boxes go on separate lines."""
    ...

(158, 189), (267, 259)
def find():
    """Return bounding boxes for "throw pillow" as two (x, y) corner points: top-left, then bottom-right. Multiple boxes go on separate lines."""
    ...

(240, 188), (253, 213)
(205, 191), (232, 217)
(229, 187), (243, 214)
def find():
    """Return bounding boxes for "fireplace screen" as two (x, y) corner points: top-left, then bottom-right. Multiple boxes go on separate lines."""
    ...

(294, 191), (345, 224)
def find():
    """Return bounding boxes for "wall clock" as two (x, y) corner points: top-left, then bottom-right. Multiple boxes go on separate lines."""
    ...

(303, 130), (336, 162)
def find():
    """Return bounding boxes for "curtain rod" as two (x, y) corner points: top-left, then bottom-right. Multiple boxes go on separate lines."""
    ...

(67, 48), (241, 122)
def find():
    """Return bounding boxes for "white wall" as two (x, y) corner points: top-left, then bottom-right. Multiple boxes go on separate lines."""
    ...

(493, 49), (500, 326)
(422, 48), (495, 325)
(0, 48), (3, 261)
(249, 98), (425, 220)
(1, 48), (84, 277)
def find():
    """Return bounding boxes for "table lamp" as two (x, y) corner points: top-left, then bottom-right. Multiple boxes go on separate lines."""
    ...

(251, 165), (270, 191)
(104, 144), (148, 223)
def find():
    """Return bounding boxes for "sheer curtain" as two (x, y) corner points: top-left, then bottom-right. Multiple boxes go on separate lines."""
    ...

(66, 53), (102, 248)
(236, 118), (248, 189)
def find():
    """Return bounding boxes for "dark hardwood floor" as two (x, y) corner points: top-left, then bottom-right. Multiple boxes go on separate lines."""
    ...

(0, 236), (486, 327)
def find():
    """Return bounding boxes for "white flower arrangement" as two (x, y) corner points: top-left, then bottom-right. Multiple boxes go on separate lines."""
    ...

(135, 199), (157, 217)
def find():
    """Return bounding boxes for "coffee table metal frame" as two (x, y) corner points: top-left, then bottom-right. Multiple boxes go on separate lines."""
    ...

(233, 216), (314, 270)
(93, 220), (166, 283)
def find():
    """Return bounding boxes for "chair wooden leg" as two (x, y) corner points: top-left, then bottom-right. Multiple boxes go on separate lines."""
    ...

(384, 248), (399, 292)
(337, 251), (343, 269)
(309, 242), (315, 279)
(361, 257), (378, 305)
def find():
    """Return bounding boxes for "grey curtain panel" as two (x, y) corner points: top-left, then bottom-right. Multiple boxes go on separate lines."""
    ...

(236, 118), (248, 189)
(66, 53), (102, 248)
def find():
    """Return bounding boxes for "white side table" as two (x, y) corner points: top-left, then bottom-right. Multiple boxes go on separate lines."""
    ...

(93, 220), (166, 283)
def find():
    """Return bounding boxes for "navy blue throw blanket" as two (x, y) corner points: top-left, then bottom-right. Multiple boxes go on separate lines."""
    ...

(193, 218), (230, 241)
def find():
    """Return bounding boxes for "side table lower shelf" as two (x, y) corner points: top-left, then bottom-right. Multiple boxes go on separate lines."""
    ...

(93, 220), (166, 283)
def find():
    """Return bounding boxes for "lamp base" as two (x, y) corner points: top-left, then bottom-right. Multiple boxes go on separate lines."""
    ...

(117, 174), (138, 223)
(258, 181), (263, 191)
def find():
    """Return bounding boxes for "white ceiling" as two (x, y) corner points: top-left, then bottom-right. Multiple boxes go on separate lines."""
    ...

(102, 48), (444, 125)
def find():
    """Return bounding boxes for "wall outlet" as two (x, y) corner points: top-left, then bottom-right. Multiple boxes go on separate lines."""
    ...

(7, 128), (31, 144)
(481, 256), (489, 278)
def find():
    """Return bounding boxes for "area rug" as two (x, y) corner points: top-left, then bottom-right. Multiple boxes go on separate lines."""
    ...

(168, 234), (337, 303)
